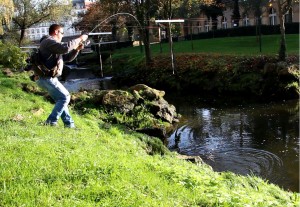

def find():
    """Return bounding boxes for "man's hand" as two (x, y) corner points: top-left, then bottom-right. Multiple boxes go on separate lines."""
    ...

(80, 34), (88, 42)
(76, 42), (84, 51)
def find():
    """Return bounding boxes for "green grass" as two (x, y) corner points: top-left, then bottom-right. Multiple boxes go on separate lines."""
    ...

(0, 70), (299, 206)
(115, 34), (299, 56)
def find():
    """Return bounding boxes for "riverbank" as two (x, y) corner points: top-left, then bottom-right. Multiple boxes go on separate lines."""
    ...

(0, 67), (299, 206)
(110, 54), (299, 101)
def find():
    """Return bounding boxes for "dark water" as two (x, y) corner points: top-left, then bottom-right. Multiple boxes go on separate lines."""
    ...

(167, 96), (299, 192)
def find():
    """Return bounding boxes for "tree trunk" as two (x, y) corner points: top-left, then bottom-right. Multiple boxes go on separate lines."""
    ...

(277, 3), (286, 61)
(19, 28), (26, 47)
(232, 0), (240, 27)
(144, 0), (152, 66)
(143, 24), (152, 66)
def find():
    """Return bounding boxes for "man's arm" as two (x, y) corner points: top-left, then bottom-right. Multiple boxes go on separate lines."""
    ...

(63, 49), (79, 63)
(47, 35), (88, 55)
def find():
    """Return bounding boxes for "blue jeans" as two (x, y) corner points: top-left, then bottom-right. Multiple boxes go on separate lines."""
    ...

(36, 77), (75, 127)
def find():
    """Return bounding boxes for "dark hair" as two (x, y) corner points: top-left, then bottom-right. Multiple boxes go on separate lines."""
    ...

(49, 24), (62, 35)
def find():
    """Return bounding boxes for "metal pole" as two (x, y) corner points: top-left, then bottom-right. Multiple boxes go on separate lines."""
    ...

(98, 37), (103, 77)
(190, 21), (194, 50)
(159, 25), (162, 53)
(169, 22), (175, 74)
(155, 19), (184, 75)
(259, 16), (262, 52)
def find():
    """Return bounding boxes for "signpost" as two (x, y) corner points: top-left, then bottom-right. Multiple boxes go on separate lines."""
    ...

(155, 19), (184, 74)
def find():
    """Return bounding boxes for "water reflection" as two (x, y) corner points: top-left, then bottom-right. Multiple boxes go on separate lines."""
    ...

(168, 98), (299, 192)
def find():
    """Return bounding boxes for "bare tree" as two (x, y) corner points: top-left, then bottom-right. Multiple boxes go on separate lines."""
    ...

(12, 0), (71, 46)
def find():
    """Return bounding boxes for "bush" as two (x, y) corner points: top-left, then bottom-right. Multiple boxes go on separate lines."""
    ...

(0, 41), (28, 70)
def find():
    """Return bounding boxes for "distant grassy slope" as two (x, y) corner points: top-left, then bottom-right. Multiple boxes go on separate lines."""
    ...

(0, 69), (299, 206)
(113, 34), (299, 56)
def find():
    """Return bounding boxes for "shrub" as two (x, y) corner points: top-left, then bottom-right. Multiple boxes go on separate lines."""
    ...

(0, 41), (28, 70)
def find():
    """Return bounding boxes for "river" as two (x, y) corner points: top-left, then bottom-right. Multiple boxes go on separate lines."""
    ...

(62, 77), (299, 192)
(166, 96), (299, 192)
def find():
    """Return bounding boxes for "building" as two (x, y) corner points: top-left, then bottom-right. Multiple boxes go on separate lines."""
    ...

(188, 2), (299, 35)
(25, 0), (96, 41)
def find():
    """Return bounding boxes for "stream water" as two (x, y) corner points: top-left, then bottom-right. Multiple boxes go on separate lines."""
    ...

(62, 76), (299, 192)
(166, 96), (299, 192)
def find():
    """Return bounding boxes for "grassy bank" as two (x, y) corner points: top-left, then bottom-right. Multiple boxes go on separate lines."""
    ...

(109, 34), (299, 58)
(0, 68), (299, 206)
(78, 34), (299, 69)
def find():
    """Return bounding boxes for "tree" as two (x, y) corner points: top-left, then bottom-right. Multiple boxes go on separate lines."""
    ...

(78, 0), (157, 65)
(232, 0), (240, 26)
(0, 0), (14, 35)
(173, 0), (203, 37)
(75, 0), (131, 34)
(239, 0), (268, 25)
(77, 0), (215, 66)
(271, 0), (298, 61)
(12, 0), (71, 46)
(200, 0), (225, 30)
(239, 0), (298, 61)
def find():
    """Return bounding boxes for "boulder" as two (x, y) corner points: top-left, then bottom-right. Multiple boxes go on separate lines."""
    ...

(99, 85), (179, 124)
(129, 84), (165, 100)
(102, 90), (136, 113)
(76, 84), (180, 139)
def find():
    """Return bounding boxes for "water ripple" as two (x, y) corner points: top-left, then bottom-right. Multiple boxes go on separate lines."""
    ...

(193, 147), (283, 180)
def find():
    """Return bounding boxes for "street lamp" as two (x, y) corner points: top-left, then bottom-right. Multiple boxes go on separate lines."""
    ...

(155, 19), (184, 74)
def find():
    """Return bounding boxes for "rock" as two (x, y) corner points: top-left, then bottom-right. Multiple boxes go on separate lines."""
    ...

(78, 84), (180, 138)
(130, 84), (165, 100)
(102, 90), (136, 113)
(2, 68), (14, 77)
(99, 84), (180, 123)
(278, 64), (299, 80)
(148, 98), (179, 123)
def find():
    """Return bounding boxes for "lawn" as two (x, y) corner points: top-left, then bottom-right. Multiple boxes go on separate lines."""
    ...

(114, 34), (299, 56)
(77, 34), (299, 73)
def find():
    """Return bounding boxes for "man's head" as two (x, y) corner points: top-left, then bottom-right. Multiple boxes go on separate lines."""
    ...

(49, 24), (64, 42)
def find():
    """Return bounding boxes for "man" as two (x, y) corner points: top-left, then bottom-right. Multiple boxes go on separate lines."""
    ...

(36, 24), (88, 128)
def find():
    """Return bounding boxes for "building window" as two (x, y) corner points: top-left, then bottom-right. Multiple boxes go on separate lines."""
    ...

(243, 15), (250, 26)
(205, 20), (209, 32)
(284, 8), (292, 23)
(197, 22), (201, 33)
(269, 8), (277, 25)
(161, 31), (166, 39)
(222, 17), (227, 29)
